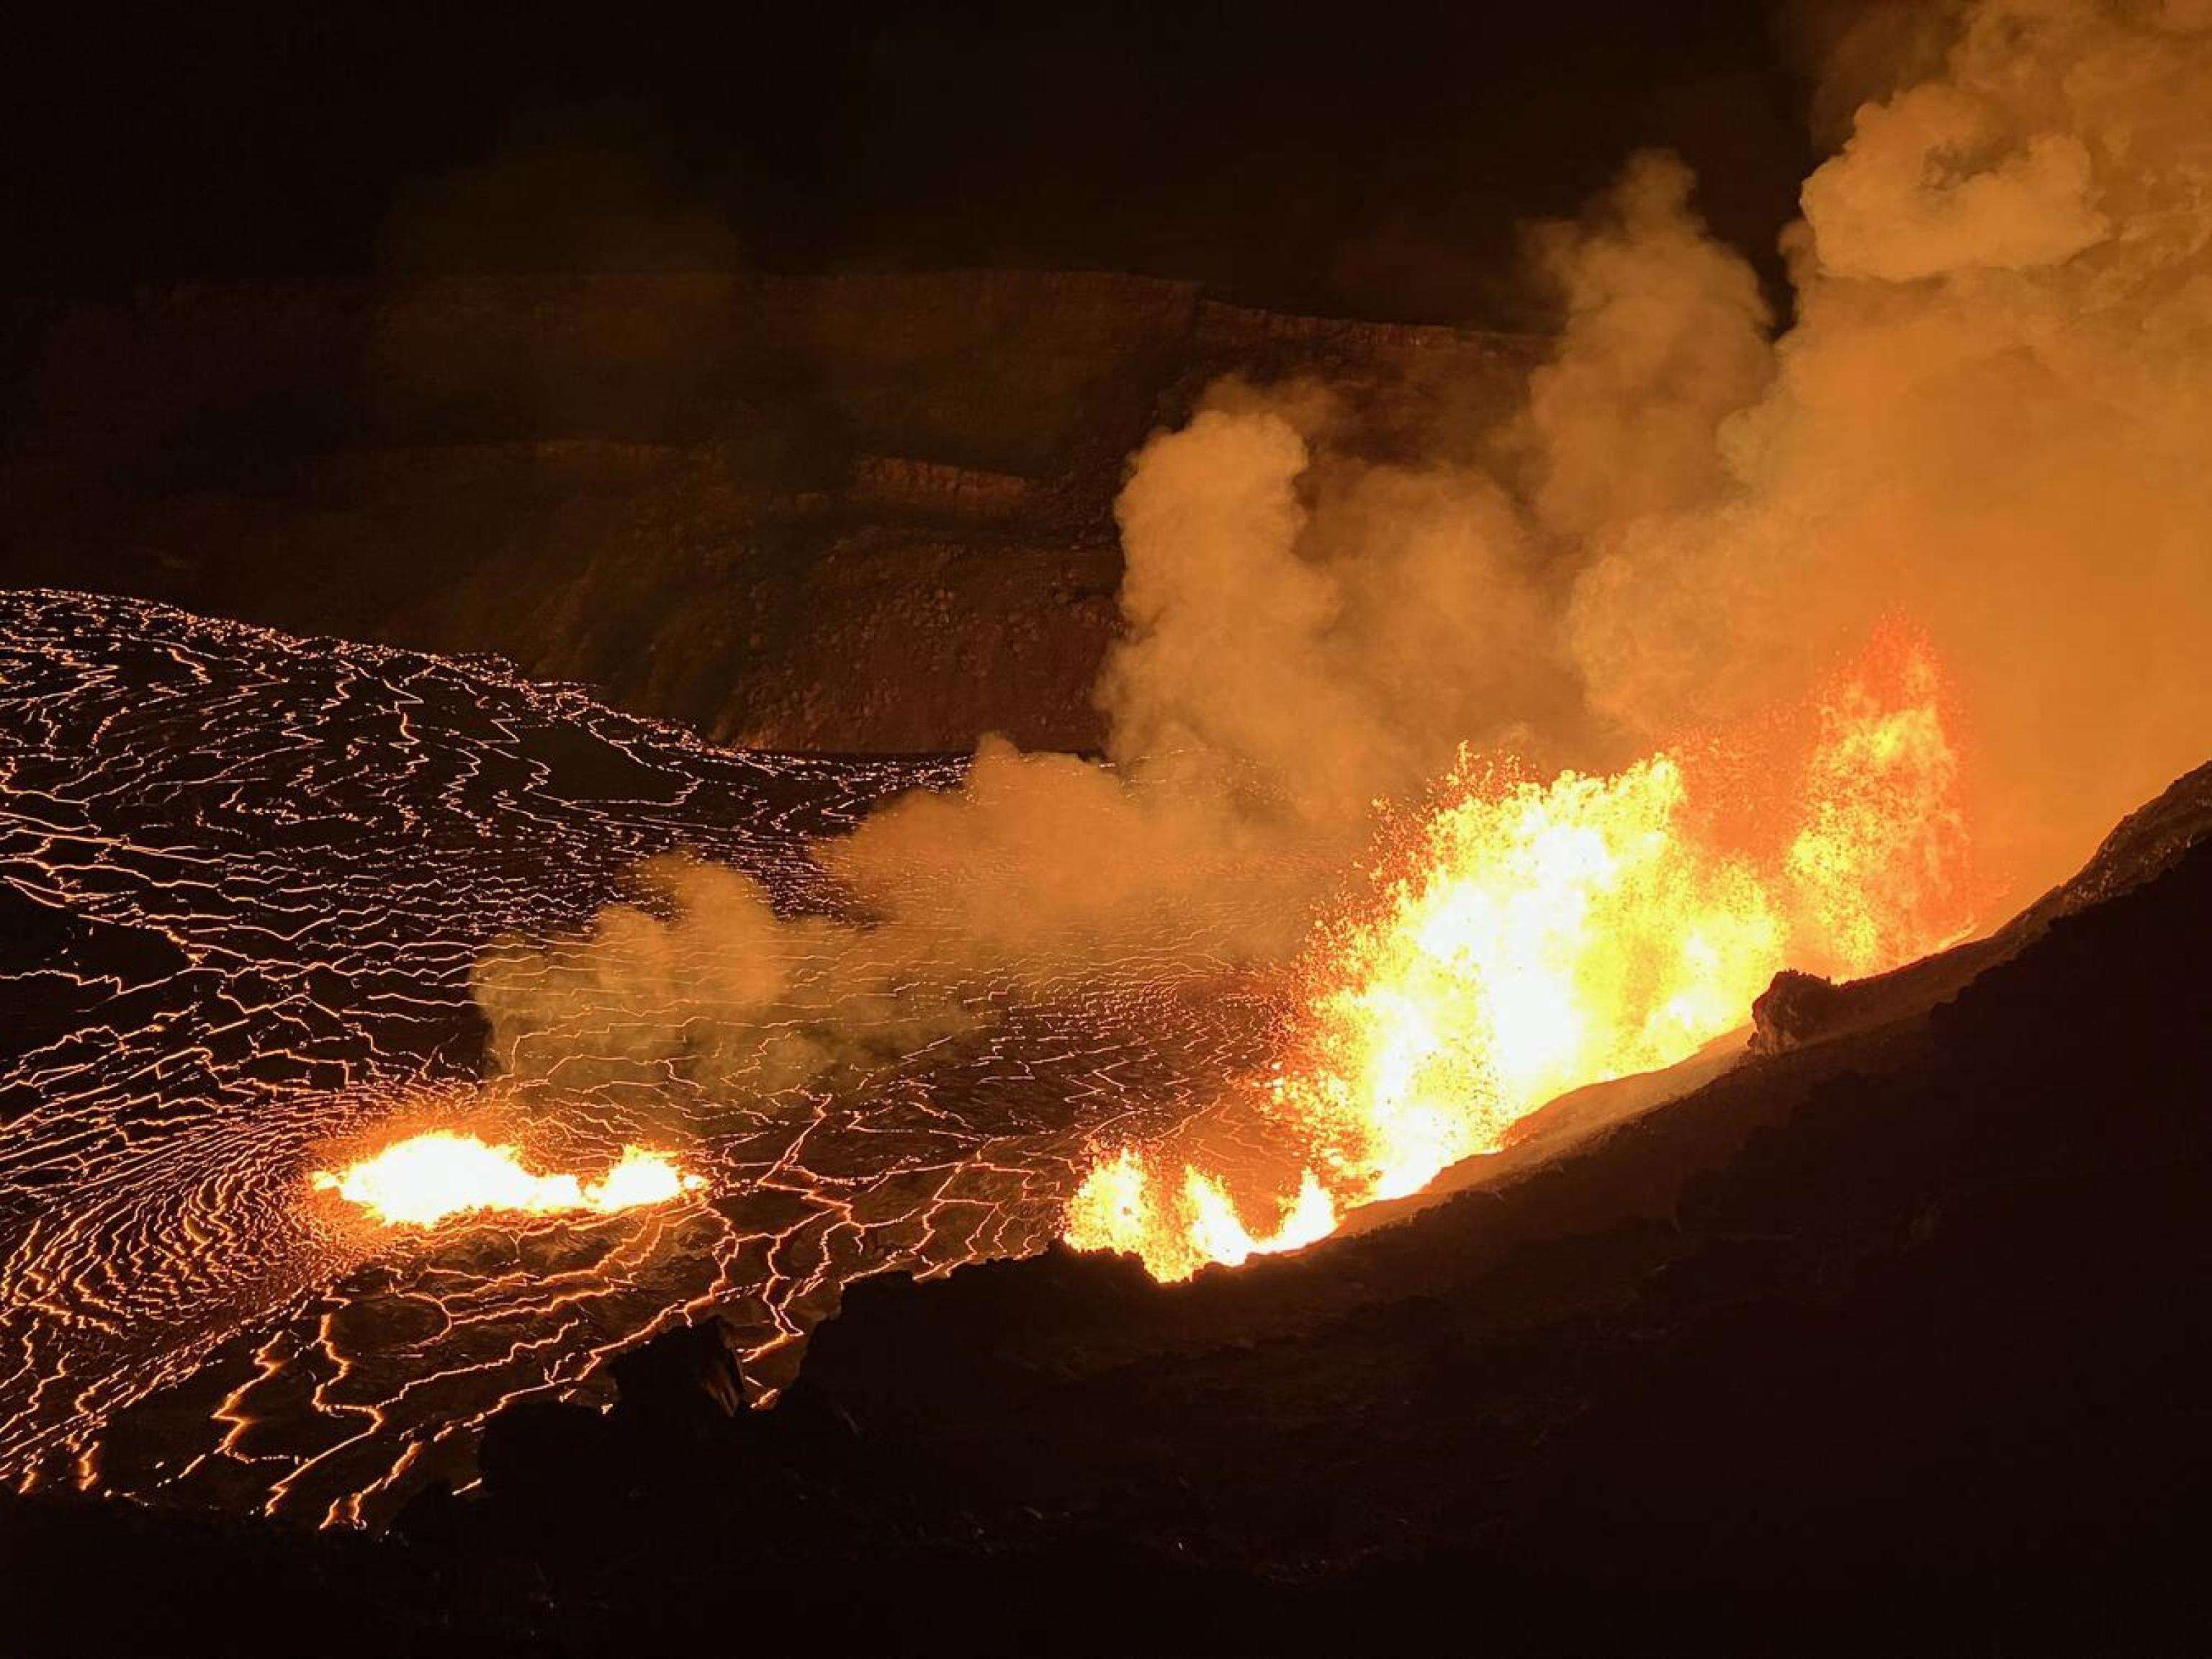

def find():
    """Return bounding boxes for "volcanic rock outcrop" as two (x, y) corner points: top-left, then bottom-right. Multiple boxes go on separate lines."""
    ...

(1748, 968), (1844, 1053)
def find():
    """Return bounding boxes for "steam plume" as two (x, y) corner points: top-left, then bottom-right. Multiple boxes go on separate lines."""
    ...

(1571, 0), (2212, 888)
(480, 0), (2212, 1121)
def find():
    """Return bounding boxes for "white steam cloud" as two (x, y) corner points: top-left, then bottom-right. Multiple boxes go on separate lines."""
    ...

(479, 0), (2212, 1097)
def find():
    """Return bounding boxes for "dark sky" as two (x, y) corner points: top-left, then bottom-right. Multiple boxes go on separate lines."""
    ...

(4, 1), (1817, 323)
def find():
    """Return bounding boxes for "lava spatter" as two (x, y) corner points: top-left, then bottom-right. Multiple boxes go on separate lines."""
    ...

(1066, 639), (1981, 1280)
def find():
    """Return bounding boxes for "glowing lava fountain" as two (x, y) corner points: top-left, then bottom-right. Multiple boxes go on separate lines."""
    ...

(312, 1133), (703, 1228)
(1067, 638), (1977, 1280)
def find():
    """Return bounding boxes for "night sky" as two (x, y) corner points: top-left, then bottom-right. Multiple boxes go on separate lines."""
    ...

(5, 0), (1815, 321)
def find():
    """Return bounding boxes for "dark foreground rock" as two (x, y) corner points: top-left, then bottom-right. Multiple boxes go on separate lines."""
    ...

(1748, 966), (1845, 1053)
(7, 805), (2211, 1654)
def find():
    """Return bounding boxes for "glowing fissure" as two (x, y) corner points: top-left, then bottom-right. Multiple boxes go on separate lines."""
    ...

(1066, 644), (1974, 1280)
(312, 1133), (702, 1228)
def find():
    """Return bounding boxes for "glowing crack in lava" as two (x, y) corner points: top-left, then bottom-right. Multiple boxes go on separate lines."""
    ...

(0, 592), (1285, 1524)
(312, 1134), (703, 1228)
(1067, 640), (1977, 1280)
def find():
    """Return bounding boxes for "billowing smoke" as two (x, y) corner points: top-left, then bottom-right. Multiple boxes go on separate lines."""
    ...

(472, 855), (975, 1094)
(479, 0), (2212, 1102)
(1571, 0), (2212, 889)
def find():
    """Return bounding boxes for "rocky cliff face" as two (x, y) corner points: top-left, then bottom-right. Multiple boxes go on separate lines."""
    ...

(1, 273), (1541, 752)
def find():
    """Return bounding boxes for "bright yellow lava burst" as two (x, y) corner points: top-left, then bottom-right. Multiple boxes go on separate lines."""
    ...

(1786, 651), (1967, 979)
(1068, 642), (1972, 1281)
(311, 1133), (703, 1228)
(1283, 754), (1783, 1201)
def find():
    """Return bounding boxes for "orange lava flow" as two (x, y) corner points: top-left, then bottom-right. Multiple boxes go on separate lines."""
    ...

(310, 1133), (703, 1228)
(1066, 637), (1977, 1280)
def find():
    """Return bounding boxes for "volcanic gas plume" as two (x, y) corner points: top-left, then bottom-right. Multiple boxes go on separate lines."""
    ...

(484, 0), (2212, 1279)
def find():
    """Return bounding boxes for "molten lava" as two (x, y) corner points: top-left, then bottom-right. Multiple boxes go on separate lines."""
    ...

(1067, 638), (1978, 1280)
(1785, 647), (1969, 980)
(311, 1133), (703, 1228)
